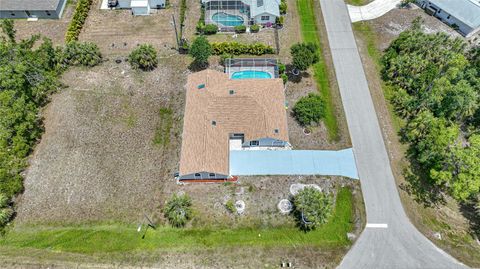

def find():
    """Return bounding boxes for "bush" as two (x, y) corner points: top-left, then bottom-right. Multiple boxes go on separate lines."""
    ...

(293, 93), (325, 126)
(196, 22), (205, 34)
(0, 193), (13, 227)
(63, 41), (102, 67)
(291, 42), (319, 71)
(234, 25), (247, 33)
(189, 36), (212, 66)
(280, 0), (288, 14)
(293, 187), (333, 230)
(278, 63), (286, 74)
(281, 73), (288, 84)
(65, 0), (93, 42)
(250, 24), (260, 33)
(210, 42), (274, 56)
(164, 194), (193, 227)
(276, 16), (285, 26)
(128, 44), (158, 71)
(204, 24), (218, 35)
(225, 199), (235, 213)
(220, 53), (233, 66)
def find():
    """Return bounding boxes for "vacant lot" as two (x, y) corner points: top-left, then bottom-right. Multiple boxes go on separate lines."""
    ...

(351, 7), (480, 267)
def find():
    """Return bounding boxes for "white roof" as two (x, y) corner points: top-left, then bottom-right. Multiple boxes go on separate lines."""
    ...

(430, 0), (480, 29)
(250, 0), (280, 17)
(131, 0), (148, 7)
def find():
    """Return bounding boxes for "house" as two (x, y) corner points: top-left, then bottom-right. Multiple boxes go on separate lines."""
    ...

(0, 0), (67, 19)
(203, 0), (280, 29)
(107, 0), (165, 15)
(178, 69), (290, 181)
(417, 0), (480, 38)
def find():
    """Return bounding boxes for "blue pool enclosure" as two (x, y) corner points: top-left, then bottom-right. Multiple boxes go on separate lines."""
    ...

(212, 12), (244, 27)
(231, 70), (272, 79)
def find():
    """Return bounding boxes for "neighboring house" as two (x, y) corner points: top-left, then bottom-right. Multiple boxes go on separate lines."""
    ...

(108, 0), (165, 15)
(203, 0), (280, 29)
(417, 0), (480, 38)
(0, 0), (67, 19)
(178, 69), (290, 182)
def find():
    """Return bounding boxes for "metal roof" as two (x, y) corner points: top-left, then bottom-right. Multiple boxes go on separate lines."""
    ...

(0, 0), (62, 11)
(250, 0), (280, 17)
(429, 0), (480, 29)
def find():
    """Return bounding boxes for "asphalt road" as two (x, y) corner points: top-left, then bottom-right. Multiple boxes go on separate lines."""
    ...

(318, 0), (468, 268)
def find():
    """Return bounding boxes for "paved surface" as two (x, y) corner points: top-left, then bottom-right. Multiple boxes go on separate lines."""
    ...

(230, 149), (358, 178)
(347, 0), (400, 22)
(318, 0), (467, 268)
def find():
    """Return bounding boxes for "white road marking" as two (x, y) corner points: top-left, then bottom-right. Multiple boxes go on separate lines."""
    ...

(366, 223), (388, 228)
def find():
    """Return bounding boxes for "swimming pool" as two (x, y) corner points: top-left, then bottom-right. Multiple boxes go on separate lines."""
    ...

(231, 70), (272, 79)
(212, 12), (244, 27)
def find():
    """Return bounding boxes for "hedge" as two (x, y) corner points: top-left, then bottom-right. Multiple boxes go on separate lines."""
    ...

(211, 42), (275, 55)
(65, 0), (93, 42)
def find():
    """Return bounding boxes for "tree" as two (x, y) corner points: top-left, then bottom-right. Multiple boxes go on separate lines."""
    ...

(189, 36), (212, 67)
(0, 19), (16, 43)
(290, 42), (319, 71)
(163, 193), (192, 227)
(293, 93), (325, 126)
(63, 41), (102, 67)
(203, 24), (218, 35)
(293, 187), (332, 230)
(0, 193), (13, 227)
(128, 44), (158, 71)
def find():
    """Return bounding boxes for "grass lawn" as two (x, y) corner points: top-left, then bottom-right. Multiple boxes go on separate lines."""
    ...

(153, 107), (174, 147)
(297, 0), (338, 140)
(1, 188), (353, 256)
(345, 0), (372, 5)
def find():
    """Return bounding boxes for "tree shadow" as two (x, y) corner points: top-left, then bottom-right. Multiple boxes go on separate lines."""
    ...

(459, 201), (480, 239)
(188, 61), (209, 72)
(285, 64), (310, 84)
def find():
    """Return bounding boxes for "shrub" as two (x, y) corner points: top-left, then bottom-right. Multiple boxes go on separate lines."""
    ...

(196, 22), (205, 34)
(128, 44), (158, 71)
(250, 24), (260, 33)
(280, 0), (288, 14)
(234, 25), (247, 33)
(210, 42), (274, 56)
(65, 0), (93, 42)
(293, 187), (333, 230)
(0, 193), (13, 227)
(204, 24), (218, 35)
(278, 63), (286, 74)
(220, 53), (233, 66)
(225, 199), (235, 213)
(189, 36), (212, 66)
(293, 93), (325, 126)
(281, 73), (288, 84)
(276, 16), (285, 26)
(63, 41), (102, 67)
(163, 193), (192, 227)
(290, 42), (319, 71)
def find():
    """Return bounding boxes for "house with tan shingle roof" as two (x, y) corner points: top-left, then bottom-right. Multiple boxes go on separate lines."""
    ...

(178, 69), (290, 181)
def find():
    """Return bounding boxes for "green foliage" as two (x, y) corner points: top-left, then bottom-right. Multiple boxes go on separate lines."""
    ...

(278, 63), (286, 74)
(250, 24), (260, 33)
(276, 16), (285, 26)
(189, 36), (212, 65)
(290, 42), (319, 71)
(293, 93), (325, 126)
(63, 41), (102, 67)
(180, 0), (187, 25)
(210, 42), (274, 56)
(0, 19), (16, 43)
(0, 193), (13, 227)
(225, 199), (235, 213)
(65, 0), (93, 43)
(203, 24), (218, 35)
(219, 53), (232, 66)
(196, 22), (205, 34)
(234, 25), (247, 33)
(281, 73), (288, 84)
(163, 193), (193, 227)
(280, 0), (288, 14)
(293, 187), (333, 230)
(382, 27), (480, 201)
(128, 44), (158, 71)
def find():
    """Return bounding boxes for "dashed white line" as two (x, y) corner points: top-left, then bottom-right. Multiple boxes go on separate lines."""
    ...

(366, 223), (388, 228)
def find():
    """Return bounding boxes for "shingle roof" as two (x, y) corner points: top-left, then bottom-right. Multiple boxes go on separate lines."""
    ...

(250, 0), (280, 17)
(429, 0), (480, 29)
(0, 0), (62, 11)
(179, 69), (289, 176)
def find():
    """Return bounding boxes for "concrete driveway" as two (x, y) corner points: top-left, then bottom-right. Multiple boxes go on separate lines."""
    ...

(318, 0), (467, 268)
(347, 0), (400, 22)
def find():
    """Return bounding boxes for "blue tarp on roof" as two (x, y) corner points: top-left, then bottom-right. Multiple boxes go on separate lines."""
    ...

(229, 149), (358, 179)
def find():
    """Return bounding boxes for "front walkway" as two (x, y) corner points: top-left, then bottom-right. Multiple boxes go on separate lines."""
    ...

(229, 148), (358, 179)
(347, 0), (400, 22)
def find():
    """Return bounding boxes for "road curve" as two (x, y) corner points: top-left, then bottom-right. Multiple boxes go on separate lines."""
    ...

(318, 0), (468, 268)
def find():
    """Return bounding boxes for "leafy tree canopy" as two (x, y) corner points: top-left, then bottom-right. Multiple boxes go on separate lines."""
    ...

(290, 42), (319, 71)
(189, 36), (212, 66)
(293, 187), (333, 230)
(293, 93), (325, 126)
(163, 194), (193, 228)
(128, 44), (158, 71)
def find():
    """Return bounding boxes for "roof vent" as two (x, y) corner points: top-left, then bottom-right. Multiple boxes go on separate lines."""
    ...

(274, 129), (279, 134)
(197, 84), (205, 89)
(212, 120), (217, 126)
(229, 89), (235, 95)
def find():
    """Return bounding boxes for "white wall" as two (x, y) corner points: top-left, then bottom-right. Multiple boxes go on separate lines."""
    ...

(149, 0), (166, 8)
(253, 13), (276, 25)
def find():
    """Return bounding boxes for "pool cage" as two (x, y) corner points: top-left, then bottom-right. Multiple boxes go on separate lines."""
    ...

(226, 58), (279, 79)
(204, 0), (252, 30)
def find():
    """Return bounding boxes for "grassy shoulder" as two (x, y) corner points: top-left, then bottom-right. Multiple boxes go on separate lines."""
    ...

(352, 21), (480, 267)
(297, 0), (338, 141)
(0, 188), (354, 257)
